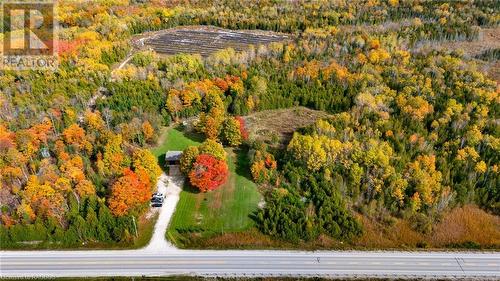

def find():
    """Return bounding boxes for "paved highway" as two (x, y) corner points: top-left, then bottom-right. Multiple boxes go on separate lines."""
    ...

(1, 249), (499, 279)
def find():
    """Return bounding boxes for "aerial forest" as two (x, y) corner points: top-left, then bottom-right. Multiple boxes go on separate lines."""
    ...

(0, 0), (498, 248)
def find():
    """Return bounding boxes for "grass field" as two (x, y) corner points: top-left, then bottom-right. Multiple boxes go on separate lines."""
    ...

(167, 148), (261, 247)
(151, 125), (204, 168)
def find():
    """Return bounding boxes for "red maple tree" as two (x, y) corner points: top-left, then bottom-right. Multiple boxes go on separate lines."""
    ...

(188, 154), (228, 192)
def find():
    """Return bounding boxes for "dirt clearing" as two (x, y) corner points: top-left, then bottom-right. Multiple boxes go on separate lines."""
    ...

(141, 26), (289, 57)
(244, 107), (332, 145)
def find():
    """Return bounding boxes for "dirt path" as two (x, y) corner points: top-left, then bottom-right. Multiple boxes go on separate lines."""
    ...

(115, 55), (134, 71)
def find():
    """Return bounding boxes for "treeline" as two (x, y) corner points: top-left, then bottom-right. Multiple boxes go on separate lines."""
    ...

(252, 144), (362, 242)
(0, 196), (136, 248)
(245, 31), (499, 238)
(0, 111), (161, 247)
(188, 0), (499, 32)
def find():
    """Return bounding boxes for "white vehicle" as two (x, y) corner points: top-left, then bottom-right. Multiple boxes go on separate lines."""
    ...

(152, 192), (165, 198)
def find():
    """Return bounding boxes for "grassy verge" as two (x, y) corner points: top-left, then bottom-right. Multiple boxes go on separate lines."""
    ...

(167, 148), (261, 248)
(176, 205), (500, 251)
(130, 213), (158, 249)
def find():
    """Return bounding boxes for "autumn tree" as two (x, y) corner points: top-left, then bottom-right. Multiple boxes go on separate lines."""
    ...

(188, 154), (228, 192)
(132, 149), (162, 183)
(180, 146), (199, 174)
(84, 110), (106, 132)
(141, 121), (155, 143)
(221, 117), (242, 146)
(195, 89), (225, 139)
(62, 124), (91, 153)
(251, 150), (277, 184)
(108, 168), (151, 217)
(405, 155), (443, 210)
(198, 139), (226, 160)
(99, 134), (128, 177)
(197, 107), (225, 140)
(23, 175), (66, 223)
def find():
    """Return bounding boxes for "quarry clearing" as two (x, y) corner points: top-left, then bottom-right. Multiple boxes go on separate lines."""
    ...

(134, 25), (289, 57)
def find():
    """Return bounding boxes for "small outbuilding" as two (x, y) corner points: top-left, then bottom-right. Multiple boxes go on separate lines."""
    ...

(165, 151), (182, 166)
(165, 151), (182, 176)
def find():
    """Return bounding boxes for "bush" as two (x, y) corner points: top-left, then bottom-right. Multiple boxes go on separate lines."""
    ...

(409, 213), (433, 234)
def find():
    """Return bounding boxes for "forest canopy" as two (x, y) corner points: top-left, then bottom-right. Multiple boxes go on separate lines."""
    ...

(1, 0), (499, 248)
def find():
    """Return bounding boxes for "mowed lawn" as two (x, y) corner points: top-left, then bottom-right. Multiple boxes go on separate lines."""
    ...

(151, 126), (204, 159)
(168, 150), (261, 244)
(153, 126), (261, 246)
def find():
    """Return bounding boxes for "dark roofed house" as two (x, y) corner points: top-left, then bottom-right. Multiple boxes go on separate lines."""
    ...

(165, 151), (182, 176)
(165, 151), (182, 166)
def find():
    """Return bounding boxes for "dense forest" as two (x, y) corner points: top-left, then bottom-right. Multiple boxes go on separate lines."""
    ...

(0, 0), (499, 247)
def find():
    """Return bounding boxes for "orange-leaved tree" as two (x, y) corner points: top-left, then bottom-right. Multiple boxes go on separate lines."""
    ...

(188, 154), (228, 192)
(108, 168), (151, 216)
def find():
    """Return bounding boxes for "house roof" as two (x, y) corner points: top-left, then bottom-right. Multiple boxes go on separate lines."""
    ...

(165, 151), (183, 161)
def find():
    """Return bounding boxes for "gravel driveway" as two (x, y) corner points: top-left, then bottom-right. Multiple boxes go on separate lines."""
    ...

(143, 172), (183, 252)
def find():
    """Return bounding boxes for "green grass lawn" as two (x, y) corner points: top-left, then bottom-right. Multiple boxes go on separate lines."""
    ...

(151, 125), (204, 168)
(167, 148), (261, 247)
(151, 125), (261, 247)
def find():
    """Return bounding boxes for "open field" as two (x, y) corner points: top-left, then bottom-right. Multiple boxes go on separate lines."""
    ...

(244, 107), (332, 146)
(142, 26), (289, 57)
(167, 148), (261, 247)
(152, 126), (204, 156)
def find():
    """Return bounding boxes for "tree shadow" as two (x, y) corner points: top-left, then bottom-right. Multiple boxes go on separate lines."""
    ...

(175, 124), (205, 144)
(249, 209), (261, 222)
(234, 146), (254, 182)
(156, 154), (169, 173)
(182, 180), (200, 194)
(183, 129), (205, 144)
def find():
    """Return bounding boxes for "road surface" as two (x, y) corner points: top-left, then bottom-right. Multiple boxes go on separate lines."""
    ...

(1, 173), (499, 279)
(2, 249), (499, 279)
